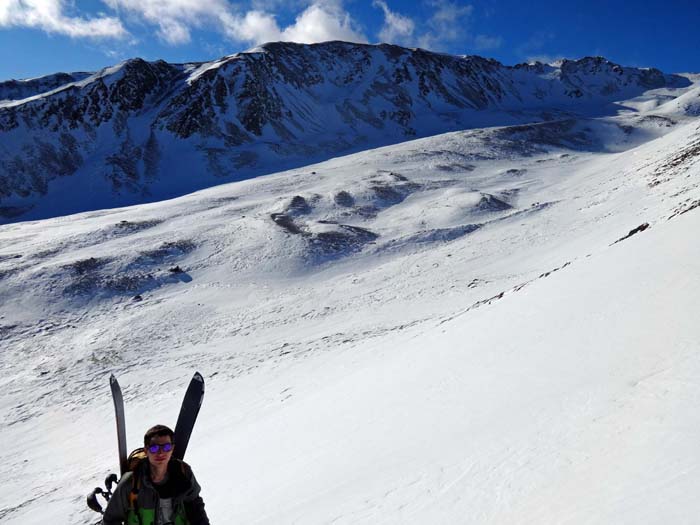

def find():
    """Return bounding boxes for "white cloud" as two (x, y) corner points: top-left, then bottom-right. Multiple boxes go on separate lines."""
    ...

(372, 0), (492, 53)
(221, 1), (367, 45)
(102, 0), (365, 46)
(373, 0), (415, 45)
(418, 0), (474, 50)
(474, 34), (502, 51)
(402, 1), (502, 55)
(423, 0), (474, 44)
(279, 2), (366, 43)
(102, 0), (231, 45)
(0, 0), (381, 51)
(220, 10), (282, 44)
(0, 0), (126, 39)
(428, 0), (472, 33)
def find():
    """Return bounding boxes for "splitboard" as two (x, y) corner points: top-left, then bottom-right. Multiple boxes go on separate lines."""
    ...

(173, 372), (205, 460)
(109, 374), (128, 476)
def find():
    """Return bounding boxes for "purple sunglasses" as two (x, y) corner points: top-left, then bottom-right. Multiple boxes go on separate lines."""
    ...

(147, 443), (174, 454)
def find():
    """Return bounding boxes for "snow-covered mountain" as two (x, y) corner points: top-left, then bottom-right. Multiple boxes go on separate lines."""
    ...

(1, 38), (700, 522)
(0, 41), (692, 223)
(2, 34), (700, 522)
(0, 71), (92, 103)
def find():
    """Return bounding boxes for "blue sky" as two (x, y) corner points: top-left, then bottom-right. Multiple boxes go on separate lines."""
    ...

(0, 0), (698, 80)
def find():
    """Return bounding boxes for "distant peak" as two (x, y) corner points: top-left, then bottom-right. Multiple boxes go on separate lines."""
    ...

(560, 56), (624, 72)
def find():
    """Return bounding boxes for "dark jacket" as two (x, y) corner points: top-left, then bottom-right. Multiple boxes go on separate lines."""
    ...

(102, 459), (209, 525)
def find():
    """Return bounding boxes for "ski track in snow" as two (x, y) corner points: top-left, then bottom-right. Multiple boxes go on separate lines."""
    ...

(1, 80), (700, 524)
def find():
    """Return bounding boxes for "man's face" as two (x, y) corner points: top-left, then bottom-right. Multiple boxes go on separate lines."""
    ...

(146, 435), (174, 468)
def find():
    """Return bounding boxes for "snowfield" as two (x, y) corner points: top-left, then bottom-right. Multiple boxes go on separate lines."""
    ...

(1, 73), (700, 524)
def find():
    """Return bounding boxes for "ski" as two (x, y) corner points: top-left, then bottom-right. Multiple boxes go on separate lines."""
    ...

(173, 372), (205, 460)
(110, 374), (129, 476)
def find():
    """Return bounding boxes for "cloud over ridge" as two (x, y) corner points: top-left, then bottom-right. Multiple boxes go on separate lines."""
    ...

(0, 0), (126, 39)
(0, 0), (368, 46)
(373, 0), (415, 46)
(0, 0), (503, 60)
(221, 1), (367, 45)
(102, 0), (367, 46)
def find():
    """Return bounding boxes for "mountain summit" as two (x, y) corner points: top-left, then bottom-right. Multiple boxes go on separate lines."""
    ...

(0, 41), (692, 222)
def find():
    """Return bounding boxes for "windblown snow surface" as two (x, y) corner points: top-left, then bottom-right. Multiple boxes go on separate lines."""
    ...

(1, 75), (700, 524)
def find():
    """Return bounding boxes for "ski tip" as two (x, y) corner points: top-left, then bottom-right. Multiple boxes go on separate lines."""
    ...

(109, 373), (117, 383)
(193, 372), (204, 383)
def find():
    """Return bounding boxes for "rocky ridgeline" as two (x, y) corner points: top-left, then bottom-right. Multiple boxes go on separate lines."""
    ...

(0, 72), (91, 103)
(0, 41), (687, 221)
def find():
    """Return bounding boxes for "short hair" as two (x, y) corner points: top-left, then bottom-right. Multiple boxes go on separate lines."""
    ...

(144, 424), (175, 447)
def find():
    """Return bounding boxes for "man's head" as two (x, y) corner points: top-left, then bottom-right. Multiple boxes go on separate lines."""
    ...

(143, 424), (175, 467)
(144, 424), (174, 447)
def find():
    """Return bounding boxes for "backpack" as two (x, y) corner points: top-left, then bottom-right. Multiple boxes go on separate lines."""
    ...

(128, 448), (148, 471)
(126, 448), (148, 516)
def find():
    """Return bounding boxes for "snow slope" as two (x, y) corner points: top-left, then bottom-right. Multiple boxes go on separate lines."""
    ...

(0, 79), (699, 523)
(209, 207), (700, 524)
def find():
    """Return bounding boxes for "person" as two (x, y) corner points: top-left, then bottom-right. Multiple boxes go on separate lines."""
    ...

(102, 424), (209, 525)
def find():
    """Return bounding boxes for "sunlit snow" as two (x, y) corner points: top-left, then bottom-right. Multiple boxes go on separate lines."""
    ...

(1, 70), (699, 525)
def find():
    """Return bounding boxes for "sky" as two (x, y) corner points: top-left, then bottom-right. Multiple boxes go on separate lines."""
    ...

(0, 0), (698, 81)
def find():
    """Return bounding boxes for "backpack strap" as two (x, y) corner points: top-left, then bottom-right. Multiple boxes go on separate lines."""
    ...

(128, 468), (142, 525)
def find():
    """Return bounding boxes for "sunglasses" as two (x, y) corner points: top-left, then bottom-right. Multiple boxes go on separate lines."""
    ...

(147, 443), (174, 454)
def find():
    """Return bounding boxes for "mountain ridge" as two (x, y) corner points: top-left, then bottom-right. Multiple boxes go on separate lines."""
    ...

(0, 41), (695, 223)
